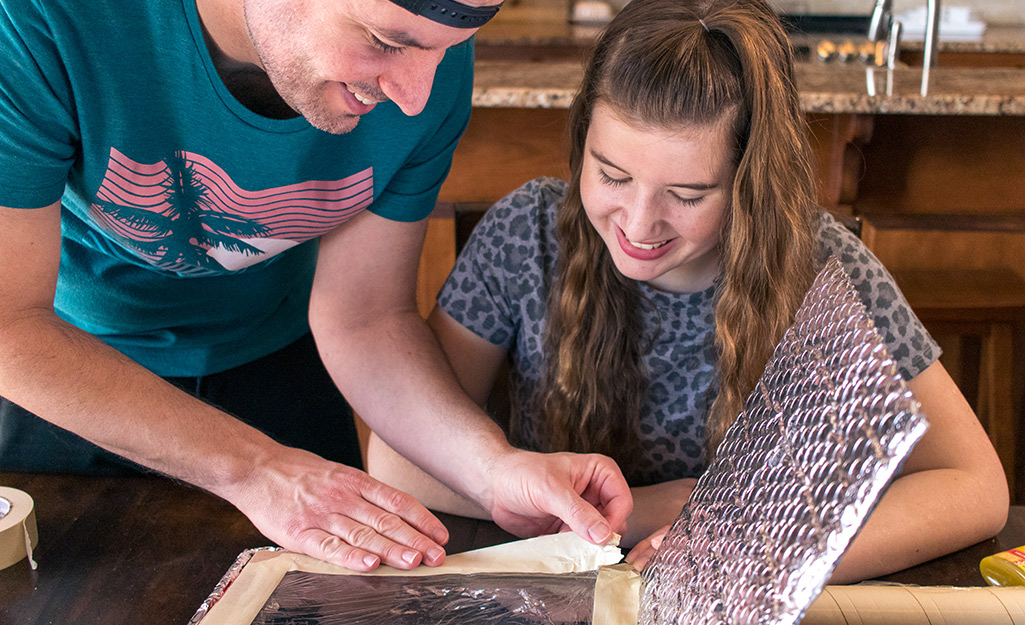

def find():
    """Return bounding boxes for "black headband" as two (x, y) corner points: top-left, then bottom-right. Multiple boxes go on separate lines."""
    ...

(388, 0), (502, 28)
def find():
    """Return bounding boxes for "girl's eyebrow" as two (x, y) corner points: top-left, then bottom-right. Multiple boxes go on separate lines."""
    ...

(590, 148), (719, 190)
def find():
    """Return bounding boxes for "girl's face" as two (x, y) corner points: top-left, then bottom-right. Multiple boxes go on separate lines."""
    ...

(580, 103), (737, 294)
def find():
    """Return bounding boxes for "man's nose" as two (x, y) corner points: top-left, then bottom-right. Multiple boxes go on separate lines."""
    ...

(380, 51), (445, 116)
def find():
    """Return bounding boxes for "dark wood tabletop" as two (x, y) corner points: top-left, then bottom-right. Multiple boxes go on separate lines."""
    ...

(0, 472), (1021, 625)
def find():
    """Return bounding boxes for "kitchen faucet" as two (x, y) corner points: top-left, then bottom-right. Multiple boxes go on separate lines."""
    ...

(867, 0), (893, 42)
(868, 0), (941, 95)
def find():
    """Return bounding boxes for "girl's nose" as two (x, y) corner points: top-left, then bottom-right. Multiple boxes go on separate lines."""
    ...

(618, 193), (664, 242)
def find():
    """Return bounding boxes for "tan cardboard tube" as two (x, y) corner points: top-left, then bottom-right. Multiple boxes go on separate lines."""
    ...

(802, 584), (1025, 625)
(593, 567), (1025, 624)
(194, 536), (1025, 625)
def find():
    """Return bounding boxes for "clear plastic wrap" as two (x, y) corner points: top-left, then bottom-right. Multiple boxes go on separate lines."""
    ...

(639, 256), (929, 625)
(189, 532), (624, 625)
(249, 570), (600, 624)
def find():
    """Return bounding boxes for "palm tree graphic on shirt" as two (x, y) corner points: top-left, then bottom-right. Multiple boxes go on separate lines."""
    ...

(89, 148), (375, 275)
(94, 152), (270, 272)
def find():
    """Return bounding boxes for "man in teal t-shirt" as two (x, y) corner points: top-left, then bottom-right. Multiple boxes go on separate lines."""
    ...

(0, 0), (632, 572)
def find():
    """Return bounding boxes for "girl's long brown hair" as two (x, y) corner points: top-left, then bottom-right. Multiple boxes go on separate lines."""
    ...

(536, 0), (819, 469)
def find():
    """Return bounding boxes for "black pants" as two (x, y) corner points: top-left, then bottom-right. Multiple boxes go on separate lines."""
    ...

(0, 333), (362, 474)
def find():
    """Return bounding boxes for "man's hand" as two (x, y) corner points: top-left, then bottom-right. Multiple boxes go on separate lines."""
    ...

(227, 447), (450, 571)
(482, 449), (633, 545)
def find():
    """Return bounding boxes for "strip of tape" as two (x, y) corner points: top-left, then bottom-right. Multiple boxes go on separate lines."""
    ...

(0, 486), (38, 570)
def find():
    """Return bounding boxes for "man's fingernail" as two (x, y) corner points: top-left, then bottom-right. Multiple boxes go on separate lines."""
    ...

(402, 550), (420, 565)
(588, 525), (611, 543)
(363, 554), (379, 568)
(427, 547), (445, 563)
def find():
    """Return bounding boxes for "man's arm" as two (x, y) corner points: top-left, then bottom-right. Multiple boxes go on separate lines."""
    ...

(369, 305), (690, 546)
(366, 305), (505, 520)
(0, 201), (448, 571)
(310, 209), (633, 544)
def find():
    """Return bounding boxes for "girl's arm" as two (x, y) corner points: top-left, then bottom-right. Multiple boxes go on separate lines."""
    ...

(828, 359), (1008, 582)
(367, 431), (491, 518)
(626, 360), (1008, 576)
(623, 479), (697, 546)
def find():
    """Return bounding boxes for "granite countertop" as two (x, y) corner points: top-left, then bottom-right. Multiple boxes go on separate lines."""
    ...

(472, 60), (1025, 115)
(472, 18), (1025, 115)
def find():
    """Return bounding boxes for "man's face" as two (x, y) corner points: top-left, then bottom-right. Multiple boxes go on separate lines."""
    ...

(242, 0), (498, 134)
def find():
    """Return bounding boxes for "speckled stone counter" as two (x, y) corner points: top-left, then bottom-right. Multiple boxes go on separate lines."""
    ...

(472, 15), (1025, 115)
(472, 58), (1025, 115)
(795, 62), (1025, 114)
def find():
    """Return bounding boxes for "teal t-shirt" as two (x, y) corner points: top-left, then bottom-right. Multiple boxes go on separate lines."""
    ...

(0, 0), (473, 376)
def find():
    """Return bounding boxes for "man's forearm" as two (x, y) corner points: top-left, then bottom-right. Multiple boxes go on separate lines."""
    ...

(0, 311), (277, 497)
(313, 306), (512, 507)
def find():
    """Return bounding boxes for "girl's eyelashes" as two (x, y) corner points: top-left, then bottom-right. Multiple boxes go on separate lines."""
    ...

(599, 167), (705, 206)
(370, 34), (404, 55)
(669, 192), (703, 207)
(598, 168), (628, 187)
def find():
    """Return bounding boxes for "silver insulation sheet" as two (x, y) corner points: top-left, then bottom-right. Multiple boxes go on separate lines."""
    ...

(638, 256), (929, 625)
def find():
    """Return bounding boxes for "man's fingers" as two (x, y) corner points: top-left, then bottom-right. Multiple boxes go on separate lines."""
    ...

(361, 479), (451, 547)
(337, 504), (448, 568)
(239, 460), (452, 570)
(317, 512), (440, 569)
(546, 487), (615, 545)
(595, 486), (633, 534)
(295, 528), (383, 571)
(577, 457), (633, 533)
(531, 454), (632, 544)
(486, 450), (634, 543)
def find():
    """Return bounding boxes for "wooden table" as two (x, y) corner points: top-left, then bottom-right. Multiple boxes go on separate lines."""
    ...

(0, 473), (1021, 624)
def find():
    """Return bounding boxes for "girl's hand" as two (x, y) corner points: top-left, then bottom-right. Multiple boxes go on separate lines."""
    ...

(625, 524), (670, 571)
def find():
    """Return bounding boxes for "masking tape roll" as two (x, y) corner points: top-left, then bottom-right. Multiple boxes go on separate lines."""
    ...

(0, 486), (38, 570)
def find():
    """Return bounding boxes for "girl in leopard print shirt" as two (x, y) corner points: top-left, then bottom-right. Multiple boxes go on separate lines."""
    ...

(369, 0), (1007, 582)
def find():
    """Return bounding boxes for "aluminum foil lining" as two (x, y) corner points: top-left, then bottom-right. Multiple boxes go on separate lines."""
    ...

(0, 496), (10, 520)
(250, 570), (598, 625)
(639, 256), (929, 625)
(188, 547), (280, 625)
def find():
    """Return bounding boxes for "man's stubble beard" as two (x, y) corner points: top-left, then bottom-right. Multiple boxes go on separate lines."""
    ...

(244, 0), (362, 134)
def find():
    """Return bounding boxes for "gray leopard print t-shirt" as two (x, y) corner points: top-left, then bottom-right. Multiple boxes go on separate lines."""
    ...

(437, 177), (939, 486)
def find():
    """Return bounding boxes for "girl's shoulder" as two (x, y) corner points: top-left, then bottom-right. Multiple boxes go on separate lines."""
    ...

(813, 210), (939, 379)
(815, 211), (861, 250)
(814, 211), (884, 275)
(484, 177), (567, 225)
(468, 177), (567, 251)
